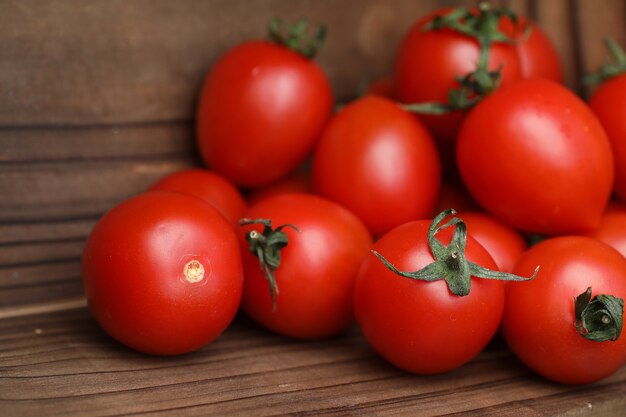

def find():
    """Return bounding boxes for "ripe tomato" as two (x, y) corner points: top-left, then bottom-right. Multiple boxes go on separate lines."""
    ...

(457, 78), (614, 235)
(239, 194), (372, 339)
(149, 168), (247, 228)
(196, 36), (332, 187)
(502, 236), (626, 384)
(246, 170), (311, 205)
(506, 18), (563, 83)
(585, 202), (626, 258)
(431, 181), (479, 217)
(394, 7), (522, 145)
(354, 210), (533, 374)
(460, 211), (527, 272)
(589, 73), (626, 202)
(312, 96), (441, 237)
(82, 191), (243, 355)
(365, 76), (394, 98)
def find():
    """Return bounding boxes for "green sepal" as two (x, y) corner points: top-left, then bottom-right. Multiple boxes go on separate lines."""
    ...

(373, 209), (539, 297)
(574, 287), (624, 342)
(583, 37), (626, 86)
(406, 2), (525, 115)
(268, 17), (326, 59)
(239, 218), (300, 310)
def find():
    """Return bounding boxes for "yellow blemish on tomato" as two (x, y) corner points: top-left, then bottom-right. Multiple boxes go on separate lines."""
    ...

(183, 260), (205, 283)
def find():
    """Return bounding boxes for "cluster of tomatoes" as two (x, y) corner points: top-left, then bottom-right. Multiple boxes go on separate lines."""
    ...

(82, 3), (626, 386)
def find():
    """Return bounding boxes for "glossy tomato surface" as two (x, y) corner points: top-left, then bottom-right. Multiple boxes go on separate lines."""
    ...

(502, 236), (626, 384)
(354, 220), (504, 374)
(239, 194), (372, 339)
(457, 78), (614, 235)
(393, 8), (522, 144)
(585, 202), (626, 257)
(460, 211), (527, 272)
(514, 18), (563, 83)
(82, 191), (243, 355)
(312, 96), (441, 237)
(589, 74), (626, 202)
(197, 40), (332, 187)
(149, 169), (247, 228)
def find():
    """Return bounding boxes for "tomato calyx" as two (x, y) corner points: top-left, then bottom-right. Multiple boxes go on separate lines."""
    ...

(574, 287), (624, 342)
(268, 17), (327, 59)
(402, 2), (522, 115)
(584, 37), (626, 86)
(372, 209), (539, 296)
(240, 218), (300, 310)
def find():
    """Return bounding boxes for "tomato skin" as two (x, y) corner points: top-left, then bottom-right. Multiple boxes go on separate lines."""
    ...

(239, 194), (372, 339)
(460, 211), (526, 272)
(393, 9), (522, 144)
(197, 40), (333, 187)
(354, 220), (504, 374)
(457, 78), (614, 235)
(585, 202), (626, 258)
(366, 76), (395, 99)
(312, 96), (441, 237)
(149, 169), (247, 228)
(246, 170), (311, 205)
(513, 18), (563, 83)
(502, 237), (626, 384)
(589, 74), (626, 202)
(82, 191), (243, 355)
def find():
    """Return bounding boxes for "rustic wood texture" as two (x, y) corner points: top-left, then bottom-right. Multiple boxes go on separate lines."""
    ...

(1, 2), (626, 414)
(1, 308), (625, 417)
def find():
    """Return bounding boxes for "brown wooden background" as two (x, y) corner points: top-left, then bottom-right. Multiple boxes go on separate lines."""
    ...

(2, 1), (626, 415)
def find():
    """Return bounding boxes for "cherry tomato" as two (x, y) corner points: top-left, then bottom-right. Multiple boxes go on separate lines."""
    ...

(504, 18), (563, 83)
(460, 211), (527, 272)
(312, 96), (441, 237)
(196, 35), (332, 187)
(502, 236), (626, 384)
(589, 73), (626, 202)
(246, 170), (311, 205)
(82, 191), (243, 355)
(149, 168), (247, 228)
(457, 78), (614, 235)
(431, 181), (479, 217)
(393, 7), (522, 145)
(354, 211), (528, 374)
(585, 202), (626, 258)
(239, 194), (372, 339)
(365, 76), (394, 98)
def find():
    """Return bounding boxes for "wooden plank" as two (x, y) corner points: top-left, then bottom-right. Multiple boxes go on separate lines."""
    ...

(0, 157), (195, 222)
(0, 309), (624, 416)
(0, 123), (193, 163)
(533, 0), (577, 89)
(0, 0), (443, 127)
(0, 219), (95, 245)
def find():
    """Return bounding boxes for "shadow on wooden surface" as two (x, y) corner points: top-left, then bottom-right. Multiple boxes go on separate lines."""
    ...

(1, 307), (625, 416)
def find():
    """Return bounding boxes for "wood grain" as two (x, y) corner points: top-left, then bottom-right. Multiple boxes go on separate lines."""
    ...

(0, 308), (624, 416)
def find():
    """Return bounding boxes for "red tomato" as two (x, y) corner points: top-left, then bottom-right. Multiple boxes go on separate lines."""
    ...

(366, 76), (394, 99)
(82, 191), (243, 355)
(312, 96), (441, 237)
(589, 74), (626, 202)
(149, 169), (247, 228)
(246, 170), (311, 205)
(431, 181), (479, 217)
(355, 212), (515, 374)
(502, 236), (626, 384)
(394, 7), (522, 144)
(239, 194), (372, 339)
(585, 202), (626, 257)
(197, 40), (332, 187)
(460, 211), (526, 272)
(457, 78), (614, 235)
(515, 18), (563, 83)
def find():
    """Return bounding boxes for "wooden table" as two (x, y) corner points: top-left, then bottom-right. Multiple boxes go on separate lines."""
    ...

(1, 304), (625, 416)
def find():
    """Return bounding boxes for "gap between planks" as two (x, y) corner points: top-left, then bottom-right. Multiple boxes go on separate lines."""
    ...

(0, 297), (87, 320)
